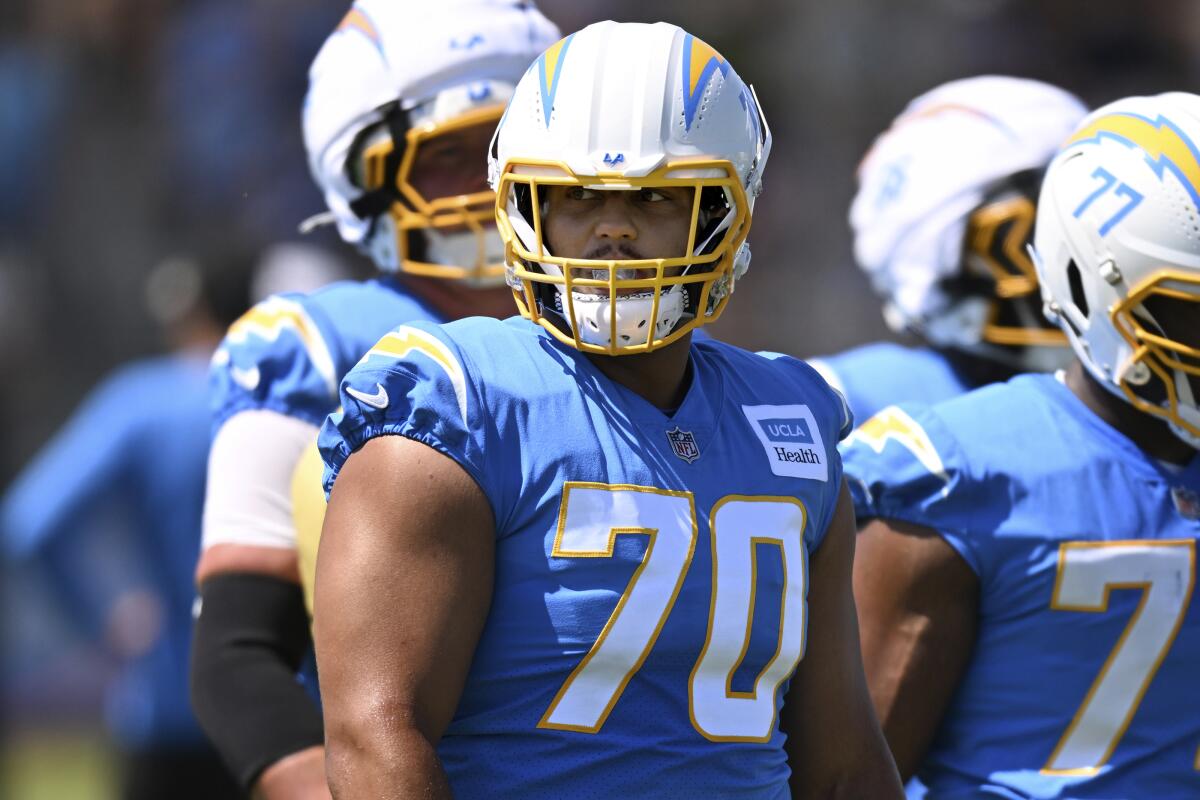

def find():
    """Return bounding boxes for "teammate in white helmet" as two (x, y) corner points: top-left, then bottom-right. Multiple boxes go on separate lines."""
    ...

(810, 77), (1088, 423)
(844, 92), (1200, 797)
(189, 3), (560, 797)
(314, 21), (902, 798)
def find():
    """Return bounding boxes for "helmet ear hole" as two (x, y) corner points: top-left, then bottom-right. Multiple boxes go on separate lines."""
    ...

(1067, 259), (1089, 318)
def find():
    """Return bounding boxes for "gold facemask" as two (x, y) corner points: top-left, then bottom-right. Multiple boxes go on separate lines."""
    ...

(965, 193), (1068, 348)
(1111, 268), (1200, 440)
(493, 158), (751, 355)
(359, 104), (506, 281)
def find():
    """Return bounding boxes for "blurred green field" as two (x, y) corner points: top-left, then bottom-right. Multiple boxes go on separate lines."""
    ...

(2, 729), (116, 800)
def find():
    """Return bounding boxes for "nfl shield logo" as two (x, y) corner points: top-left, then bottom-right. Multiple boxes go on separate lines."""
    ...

(666, 427), (700, 463)
(1172, 486), (1200, 521)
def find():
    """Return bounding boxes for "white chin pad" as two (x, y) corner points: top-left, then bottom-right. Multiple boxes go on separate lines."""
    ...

(559, 284), (686, 347)
(425, 226), (507, 286)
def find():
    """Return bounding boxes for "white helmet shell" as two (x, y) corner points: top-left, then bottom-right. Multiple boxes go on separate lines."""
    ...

(1033, 92), (1200, 448)
(302, 0), (561, 272)
(851, 76), (1087, 362)
(489, 21), (771, 354)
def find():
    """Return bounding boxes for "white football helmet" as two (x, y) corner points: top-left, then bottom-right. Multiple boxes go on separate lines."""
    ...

(488, 21), (771, 354)
(851, 76), (1088, 370)
(302, 0), (560, 281)
(1033, 92), (1200, 449)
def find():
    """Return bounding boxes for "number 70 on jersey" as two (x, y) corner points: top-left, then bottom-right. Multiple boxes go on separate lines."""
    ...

(538, 482), (811, 742)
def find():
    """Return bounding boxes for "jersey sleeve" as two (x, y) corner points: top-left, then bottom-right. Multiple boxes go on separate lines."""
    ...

(319, 322), (500, 520)
(840, 403), (986, 575)
(756, 350), (855, 550)
(814, 369), (853, 543)
(209, 295), (343, 430)
(759, 351), (854, 440)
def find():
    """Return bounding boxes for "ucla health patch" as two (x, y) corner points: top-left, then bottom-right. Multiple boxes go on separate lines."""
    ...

(741, 404), (828, 481)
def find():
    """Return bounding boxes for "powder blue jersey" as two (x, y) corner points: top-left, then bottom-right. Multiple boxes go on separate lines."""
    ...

(320, 316), (853, 798)
(210, 277), (443, 431)
(842, 373), (1200, 799)
(810, 342), (971, 424)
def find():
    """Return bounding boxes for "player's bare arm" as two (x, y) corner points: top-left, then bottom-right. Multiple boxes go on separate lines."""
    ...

(315, 435), (495, 800)
(853, 517), (978, 780)
(783, 484), (904, 798)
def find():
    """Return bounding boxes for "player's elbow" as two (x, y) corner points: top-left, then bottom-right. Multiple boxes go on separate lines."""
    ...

(321, 728), (363, 800)
(792, 754), (904, 800)
(804, 773), (904, 800)
(324, 699), (443, 798)
(322, 719), (383, 799)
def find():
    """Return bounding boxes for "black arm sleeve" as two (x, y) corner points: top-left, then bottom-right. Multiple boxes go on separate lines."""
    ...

(190, 572), (325, 790)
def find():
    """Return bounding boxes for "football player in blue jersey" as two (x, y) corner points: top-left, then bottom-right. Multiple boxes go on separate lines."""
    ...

(845, 92), (1200, 798)
(189, 3), (561, 798)
(314, 21), (903, 799)
(809, 77), (1087, 423)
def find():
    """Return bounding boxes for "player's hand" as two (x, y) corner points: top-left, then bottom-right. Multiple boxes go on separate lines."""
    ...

(104, 588), (165, 660)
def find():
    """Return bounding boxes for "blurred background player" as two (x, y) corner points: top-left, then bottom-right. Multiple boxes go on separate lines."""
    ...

(315, 21), (901, 798)
(845, 92), (1200, 796)
(1, 251), (251, 800)
(189, 2), (561, 798)
(810, 76), (1088, 422)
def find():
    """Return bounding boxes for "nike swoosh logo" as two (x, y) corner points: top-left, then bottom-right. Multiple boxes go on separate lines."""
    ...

(346, 382), (389, 409)
(230, 365), (260, 391)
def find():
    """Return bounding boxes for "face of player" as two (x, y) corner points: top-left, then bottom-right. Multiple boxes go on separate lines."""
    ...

(542, 186), (695, 293)
(408, 121), (497, 200)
